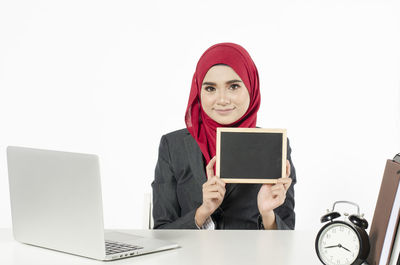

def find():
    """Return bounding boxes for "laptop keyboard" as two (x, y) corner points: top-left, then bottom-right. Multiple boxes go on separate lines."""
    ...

(105, 240), (143, 255)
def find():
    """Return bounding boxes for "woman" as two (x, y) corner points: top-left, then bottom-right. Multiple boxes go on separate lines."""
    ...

(151, 43), (296, 230)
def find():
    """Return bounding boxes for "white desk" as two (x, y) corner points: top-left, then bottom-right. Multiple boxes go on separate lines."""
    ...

(0, 228), (322, 265)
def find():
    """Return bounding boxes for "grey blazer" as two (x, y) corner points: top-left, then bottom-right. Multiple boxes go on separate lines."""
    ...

(151, 128), (296, 230)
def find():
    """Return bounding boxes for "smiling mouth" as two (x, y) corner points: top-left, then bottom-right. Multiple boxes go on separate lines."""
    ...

(214, 108), (235, 115)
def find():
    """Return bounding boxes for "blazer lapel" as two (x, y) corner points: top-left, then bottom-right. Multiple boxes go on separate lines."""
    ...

(183, 134), (207, 188)
(183, 133), (239, 200)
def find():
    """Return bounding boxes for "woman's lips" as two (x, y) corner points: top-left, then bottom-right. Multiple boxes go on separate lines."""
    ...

(214, 108), (235, 115)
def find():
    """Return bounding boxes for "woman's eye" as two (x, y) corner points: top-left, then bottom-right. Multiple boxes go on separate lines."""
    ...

(230, 84), (240, 90)
(205, 86), (216, 92)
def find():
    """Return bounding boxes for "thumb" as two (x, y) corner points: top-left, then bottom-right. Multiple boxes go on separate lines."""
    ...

(285, 160), (290, 178)
(206, 156), (217, 179)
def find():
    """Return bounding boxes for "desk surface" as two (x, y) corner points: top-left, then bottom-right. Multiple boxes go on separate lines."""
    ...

(0, 228), (322, 265)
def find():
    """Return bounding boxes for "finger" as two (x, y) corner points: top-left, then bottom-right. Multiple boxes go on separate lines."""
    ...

(277, 177), (292, 191)
(272, 183), (290, 195)
(271, 187), (285, 196)
(207, 182), (226, 195)
(203, 178), (226, 196)
(207, 176), (218, 185)
(271, 184), (285, 193)
(277, 178), (291, 185)
(204, 191), (224, 201)
(262, 183), (274, 189)
(204, 183), (226, 194)
(284, 179), (292, 191)
(216, 178), (226, 187)
(259, 184), (273, 194)
(285, 160), (290, 178)
(203, 178), (217, 190)
(270, 189), (286, 203)
(206, 156), (217, 179)
(217, 183), (226, 195)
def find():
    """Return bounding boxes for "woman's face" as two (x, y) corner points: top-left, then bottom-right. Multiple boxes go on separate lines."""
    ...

(200, 65), (250, 125)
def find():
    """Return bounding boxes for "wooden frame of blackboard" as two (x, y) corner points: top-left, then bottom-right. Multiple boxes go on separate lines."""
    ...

(216, 128), (287, 184)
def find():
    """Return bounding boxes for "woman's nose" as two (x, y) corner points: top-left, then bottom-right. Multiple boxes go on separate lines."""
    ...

(217, 90), (230, 105)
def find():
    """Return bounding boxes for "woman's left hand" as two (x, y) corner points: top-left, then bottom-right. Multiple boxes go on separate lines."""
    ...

(257, 160), (292, 229)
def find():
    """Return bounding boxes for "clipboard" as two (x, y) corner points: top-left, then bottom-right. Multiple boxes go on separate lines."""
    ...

(368, 155), (400, 265)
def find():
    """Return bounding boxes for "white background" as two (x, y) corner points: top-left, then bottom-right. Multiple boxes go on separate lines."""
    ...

(0, 0), (399, 231)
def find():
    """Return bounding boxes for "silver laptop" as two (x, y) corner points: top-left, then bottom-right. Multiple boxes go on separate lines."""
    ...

(6, 146), (179, 261)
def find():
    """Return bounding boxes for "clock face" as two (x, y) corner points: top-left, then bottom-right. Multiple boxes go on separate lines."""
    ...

(317, 222), (360, 265)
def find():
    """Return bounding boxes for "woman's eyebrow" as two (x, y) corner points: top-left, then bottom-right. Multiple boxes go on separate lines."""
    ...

(202, 80), (243, 86)
(225, 79), (242, 85)
(202, 81), (216, 86)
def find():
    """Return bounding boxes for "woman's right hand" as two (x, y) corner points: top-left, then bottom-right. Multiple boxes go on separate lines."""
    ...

(195, 156), (226, 227)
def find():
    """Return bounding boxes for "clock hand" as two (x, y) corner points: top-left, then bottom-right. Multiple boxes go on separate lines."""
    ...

(324, 244), (340, 249)
(338, 244), (351, 253)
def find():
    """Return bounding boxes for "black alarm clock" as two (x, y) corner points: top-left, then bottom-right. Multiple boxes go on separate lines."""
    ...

(315, 201), (370, 265)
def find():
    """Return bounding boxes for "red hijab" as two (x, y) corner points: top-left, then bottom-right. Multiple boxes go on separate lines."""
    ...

(185, 43), (261, 165)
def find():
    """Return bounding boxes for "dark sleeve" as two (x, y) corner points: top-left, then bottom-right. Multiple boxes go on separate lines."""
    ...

(151, 135), (198, 229)
(275, 138), (296, 230)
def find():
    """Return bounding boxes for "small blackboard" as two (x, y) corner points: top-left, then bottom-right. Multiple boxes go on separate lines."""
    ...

(216, 128), (287, 184)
